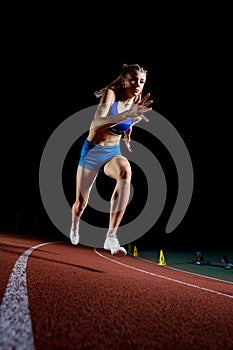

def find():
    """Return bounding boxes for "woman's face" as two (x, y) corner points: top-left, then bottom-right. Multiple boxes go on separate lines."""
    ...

(123, 71), (147, 98)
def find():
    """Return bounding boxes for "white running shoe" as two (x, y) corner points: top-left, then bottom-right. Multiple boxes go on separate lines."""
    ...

(104, 234), (127, 256)
(70, 226), (79, 245)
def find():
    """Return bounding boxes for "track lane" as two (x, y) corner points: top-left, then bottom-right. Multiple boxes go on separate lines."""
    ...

(94, 248), (233, 298)
(1, 234), (233, 350)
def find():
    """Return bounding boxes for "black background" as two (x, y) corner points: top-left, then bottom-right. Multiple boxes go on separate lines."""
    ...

(1, 7), (231, 251)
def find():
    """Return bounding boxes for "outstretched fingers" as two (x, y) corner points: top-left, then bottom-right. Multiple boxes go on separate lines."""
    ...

(129, 92), (153, 122)
(141, 105), (152, 122)
(139, 92), (153, 107)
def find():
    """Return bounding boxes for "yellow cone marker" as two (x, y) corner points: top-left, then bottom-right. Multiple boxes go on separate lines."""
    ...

(133, 245), (138, 257)
(158, 249), (166, 266)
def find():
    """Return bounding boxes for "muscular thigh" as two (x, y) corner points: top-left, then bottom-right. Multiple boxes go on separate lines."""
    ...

(76, 165), (98, 198)
(103, 156), (131, 179)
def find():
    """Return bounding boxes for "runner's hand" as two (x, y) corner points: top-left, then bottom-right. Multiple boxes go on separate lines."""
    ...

(124, 129), (132, 152)
(128, 93), (153, 122)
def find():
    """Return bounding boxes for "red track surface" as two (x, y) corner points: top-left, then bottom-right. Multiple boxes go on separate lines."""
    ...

(0, 232), (233, 350)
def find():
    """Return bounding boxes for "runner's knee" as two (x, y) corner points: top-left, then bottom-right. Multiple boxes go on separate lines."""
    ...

(118, 162), (132, 180)
(72, 199), (87, 215)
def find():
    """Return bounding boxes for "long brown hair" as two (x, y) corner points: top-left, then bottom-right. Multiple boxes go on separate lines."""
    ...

(94, 63), (147, 98)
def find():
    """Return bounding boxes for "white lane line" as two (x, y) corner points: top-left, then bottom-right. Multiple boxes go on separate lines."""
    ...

(132, 254), (233, 285)
(94, 248), (233, 299)
(0, 241), (57, 350)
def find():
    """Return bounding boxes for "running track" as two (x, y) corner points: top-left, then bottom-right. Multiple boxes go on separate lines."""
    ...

(0, 232), (233, 350)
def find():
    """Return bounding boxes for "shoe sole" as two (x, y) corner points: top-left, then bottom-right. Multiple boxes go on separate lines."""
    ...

(71, 239), (79, 245)
(104, 245), (127, 257)
(111, 249), (127, 257)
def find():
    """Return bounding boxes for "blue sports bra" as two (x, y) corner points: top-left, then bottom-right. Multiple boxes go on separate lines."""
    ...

(107, 100), (134, 136)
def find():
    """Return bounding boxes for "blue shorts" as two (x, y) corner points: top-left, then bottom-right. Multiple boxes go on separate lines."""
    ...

(78, 139), (122, 172)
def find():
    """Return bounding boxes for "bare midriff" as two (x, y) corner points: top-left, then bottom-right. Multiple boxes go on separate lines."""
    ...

(87, 124), (121, 146)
